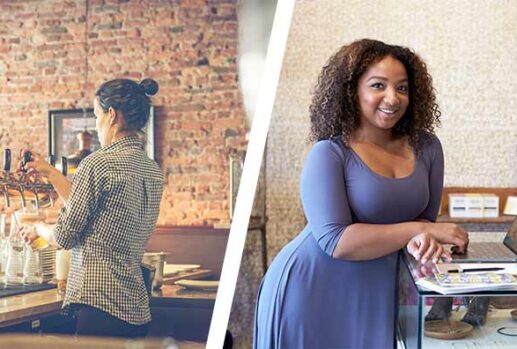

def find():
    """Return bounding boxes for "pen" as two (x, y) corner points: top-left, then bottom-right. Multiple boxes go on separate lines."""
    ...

(447, 267), (505, 273)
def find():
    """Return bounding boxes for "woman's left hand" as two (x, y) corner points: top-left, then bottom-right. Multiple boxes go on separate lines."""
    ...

(19, 225), (39, 246)
(407, 232), (451, 264)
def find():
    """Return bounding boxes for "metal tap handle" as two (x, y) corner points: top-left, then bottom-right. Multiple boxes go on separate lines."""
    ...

(61, 157), (68, 177)
(22, 151), (32, 173)
(3, 149), (11, 172)
(45, 155), (57, 208)
(48, 155), (56, 167)
(33, 191), (40, 209)
(3, 149), (12, 207)
(18, 187), (27, 208)
(3, 190), (9, 207)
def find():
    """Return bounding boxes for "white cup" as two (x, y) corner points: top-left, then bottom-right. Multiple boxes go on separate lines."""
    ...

(55, 249), (71, 294)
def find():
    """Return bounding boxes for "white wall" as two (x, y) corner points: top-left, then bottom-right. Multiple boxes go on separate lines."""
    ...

(267, 0), (517, 259)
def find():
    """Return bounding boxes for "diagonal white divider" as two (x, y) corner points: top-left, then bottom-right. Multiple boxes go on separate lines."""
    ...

(205, 0), (295, 348)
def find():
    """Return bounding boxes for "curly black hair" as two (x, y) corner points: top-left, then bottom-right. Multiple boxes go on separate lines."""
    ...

(309, 39), (441, 152)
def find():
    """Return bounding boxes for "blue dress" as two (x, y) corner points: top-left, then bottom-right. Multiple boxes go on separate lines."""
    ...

(254, 135), (444, 348)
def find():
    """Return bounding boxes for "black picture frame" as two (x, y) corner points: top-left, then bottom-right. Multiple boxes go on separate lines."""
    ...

(48, 107), (155, 169)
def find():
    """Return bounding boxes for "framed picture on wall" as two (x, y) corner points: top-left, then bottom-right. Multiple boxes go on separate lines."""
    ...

(48, 107), (155, 170)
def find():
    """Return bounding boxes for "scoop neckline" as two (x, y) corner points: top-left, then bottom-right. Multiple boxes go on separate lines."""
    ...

(344, 142), (419, 181)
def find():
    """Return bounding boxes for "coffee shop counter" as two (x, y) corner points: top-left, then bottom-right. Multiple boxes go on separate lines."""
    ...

(0, 288), (63, 329)
(0, 284), (216, 342)
(149, 284), (217, 341)
(0, 334), (179, 349)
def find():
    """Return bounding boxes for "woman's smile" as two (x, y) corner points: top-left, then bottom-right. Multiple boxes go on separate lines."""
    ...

(357, 55), (409, 131)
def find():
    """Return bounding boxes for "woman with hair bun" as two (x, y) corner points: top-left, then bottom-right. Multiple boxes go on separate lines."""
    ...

(254, 40), (469, 348)
(21, 78), (163, 338)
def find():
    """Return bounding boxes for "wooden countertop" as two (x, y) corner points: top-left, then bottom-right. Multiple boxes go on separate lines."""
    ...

(0, 334), (178, 348)
(151, 284), (216, 309)
(0, 270), (217, 328)
(159, 285), (216, 300)
(0, 288), (63, 328)
(437, 213), (515, 224)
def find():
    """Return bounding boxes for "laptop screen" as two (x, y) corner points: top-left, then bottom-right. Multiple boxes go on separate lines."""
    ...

(504, 216), (517, 253)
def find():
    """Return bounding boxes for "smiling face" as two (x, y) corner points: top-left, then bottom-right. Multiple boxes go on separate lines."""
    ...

(357, 55), (409, 132)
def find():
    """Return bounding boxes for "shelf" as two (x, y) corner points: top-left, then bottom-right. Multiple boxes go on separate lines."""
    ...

(440, 187), (517, 224)
(437, 214), (515, 224)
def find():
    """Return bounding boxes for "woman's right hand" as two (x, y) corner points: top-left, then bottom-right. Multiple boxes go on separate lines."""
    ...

(17, 150), (56, 178)
(422, 222), (469, 254)
(406, 232), (451, 264)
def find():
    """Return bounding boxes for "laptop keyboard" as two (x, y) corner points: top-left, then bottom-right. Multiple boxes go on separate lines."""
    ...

(461, 242), (516, 259)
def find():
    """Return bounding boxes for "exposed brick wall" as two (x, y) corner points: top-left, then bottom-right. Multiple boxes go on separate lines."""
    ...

(0, 0), (247, 226)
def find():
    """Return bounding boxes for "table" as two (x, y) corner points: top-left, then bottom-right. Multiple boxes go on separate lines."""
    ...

(398, 252), (517, 349)
(0, 333), (177, 348)
(0, 288), (63, 328)
(0, 269), (216, 338)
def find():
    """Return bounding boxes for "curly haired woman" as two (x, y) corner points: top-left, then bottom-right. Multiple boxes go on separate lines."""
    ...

(254, 39), (469, 348)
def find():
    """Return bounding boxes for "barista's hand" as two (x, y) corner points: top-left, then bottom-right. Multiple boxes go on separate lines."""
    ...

(20, 223), (57, 249)
(17, 150), (57, 178)
(407, 232), (451, 264)
(19, 225), (39, 246)
(18, 150), (72, 204)
(422, 222), (469, 254)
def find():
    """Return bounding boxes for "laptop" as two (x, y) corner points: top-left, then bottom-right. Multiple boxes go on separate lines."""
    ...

(449, 216), (517, 262)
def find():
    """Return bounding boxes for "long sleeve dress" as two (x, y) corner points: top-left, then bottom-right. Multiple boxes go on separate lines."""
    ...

(254, 134), (444, 348)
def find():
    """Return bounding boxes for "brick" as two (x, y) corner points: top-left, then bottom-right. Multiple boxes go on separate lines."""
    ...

(0, 0), (246, 226)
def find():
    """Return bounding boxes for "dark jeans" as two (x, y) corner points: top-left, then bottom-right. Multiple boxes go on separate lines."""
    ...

(73, 304), (149, 338)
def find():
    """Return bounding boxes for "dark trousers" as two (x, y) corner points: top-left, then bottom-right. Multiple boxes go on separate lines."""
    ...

(74, 304), (149, 338)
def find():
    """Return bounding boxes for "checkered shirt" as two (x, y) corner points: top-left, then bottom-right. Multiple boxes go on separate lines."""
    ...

(53, 136), (163, 325)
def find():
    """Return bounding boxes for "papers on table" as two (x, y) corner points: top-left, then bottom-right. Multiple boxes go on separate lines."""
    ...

(416, 276), (517, 294)
(415, 263), (517, 294)
(435, 272), (515, 286)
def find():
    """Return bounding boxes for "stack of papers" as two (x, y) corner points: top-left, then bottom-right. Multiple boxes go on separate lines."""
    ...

(405, 249), (517, 294)
(416, 276), (517, 294)
(435, 272), (514, 285)
(415, 263), (517, 294)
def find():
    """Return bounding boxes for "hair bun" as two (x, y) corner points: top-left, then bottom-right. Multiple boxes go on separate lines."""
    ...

(139, 78), (159, 96)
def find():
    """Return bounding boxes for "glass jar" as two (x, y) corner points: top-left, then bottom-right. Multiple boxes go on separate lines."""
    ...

(4, 213), (24, 284)
(0, 214), (7, 280)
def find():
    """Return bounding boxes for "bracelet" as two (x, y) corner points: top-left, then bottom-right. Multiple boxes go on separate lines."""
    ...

(497, 327), (517, 336)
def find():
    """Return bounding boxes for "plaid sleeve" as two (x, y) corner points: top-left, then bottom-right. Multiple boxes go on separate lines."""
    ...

(54, 155), (110, 249)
